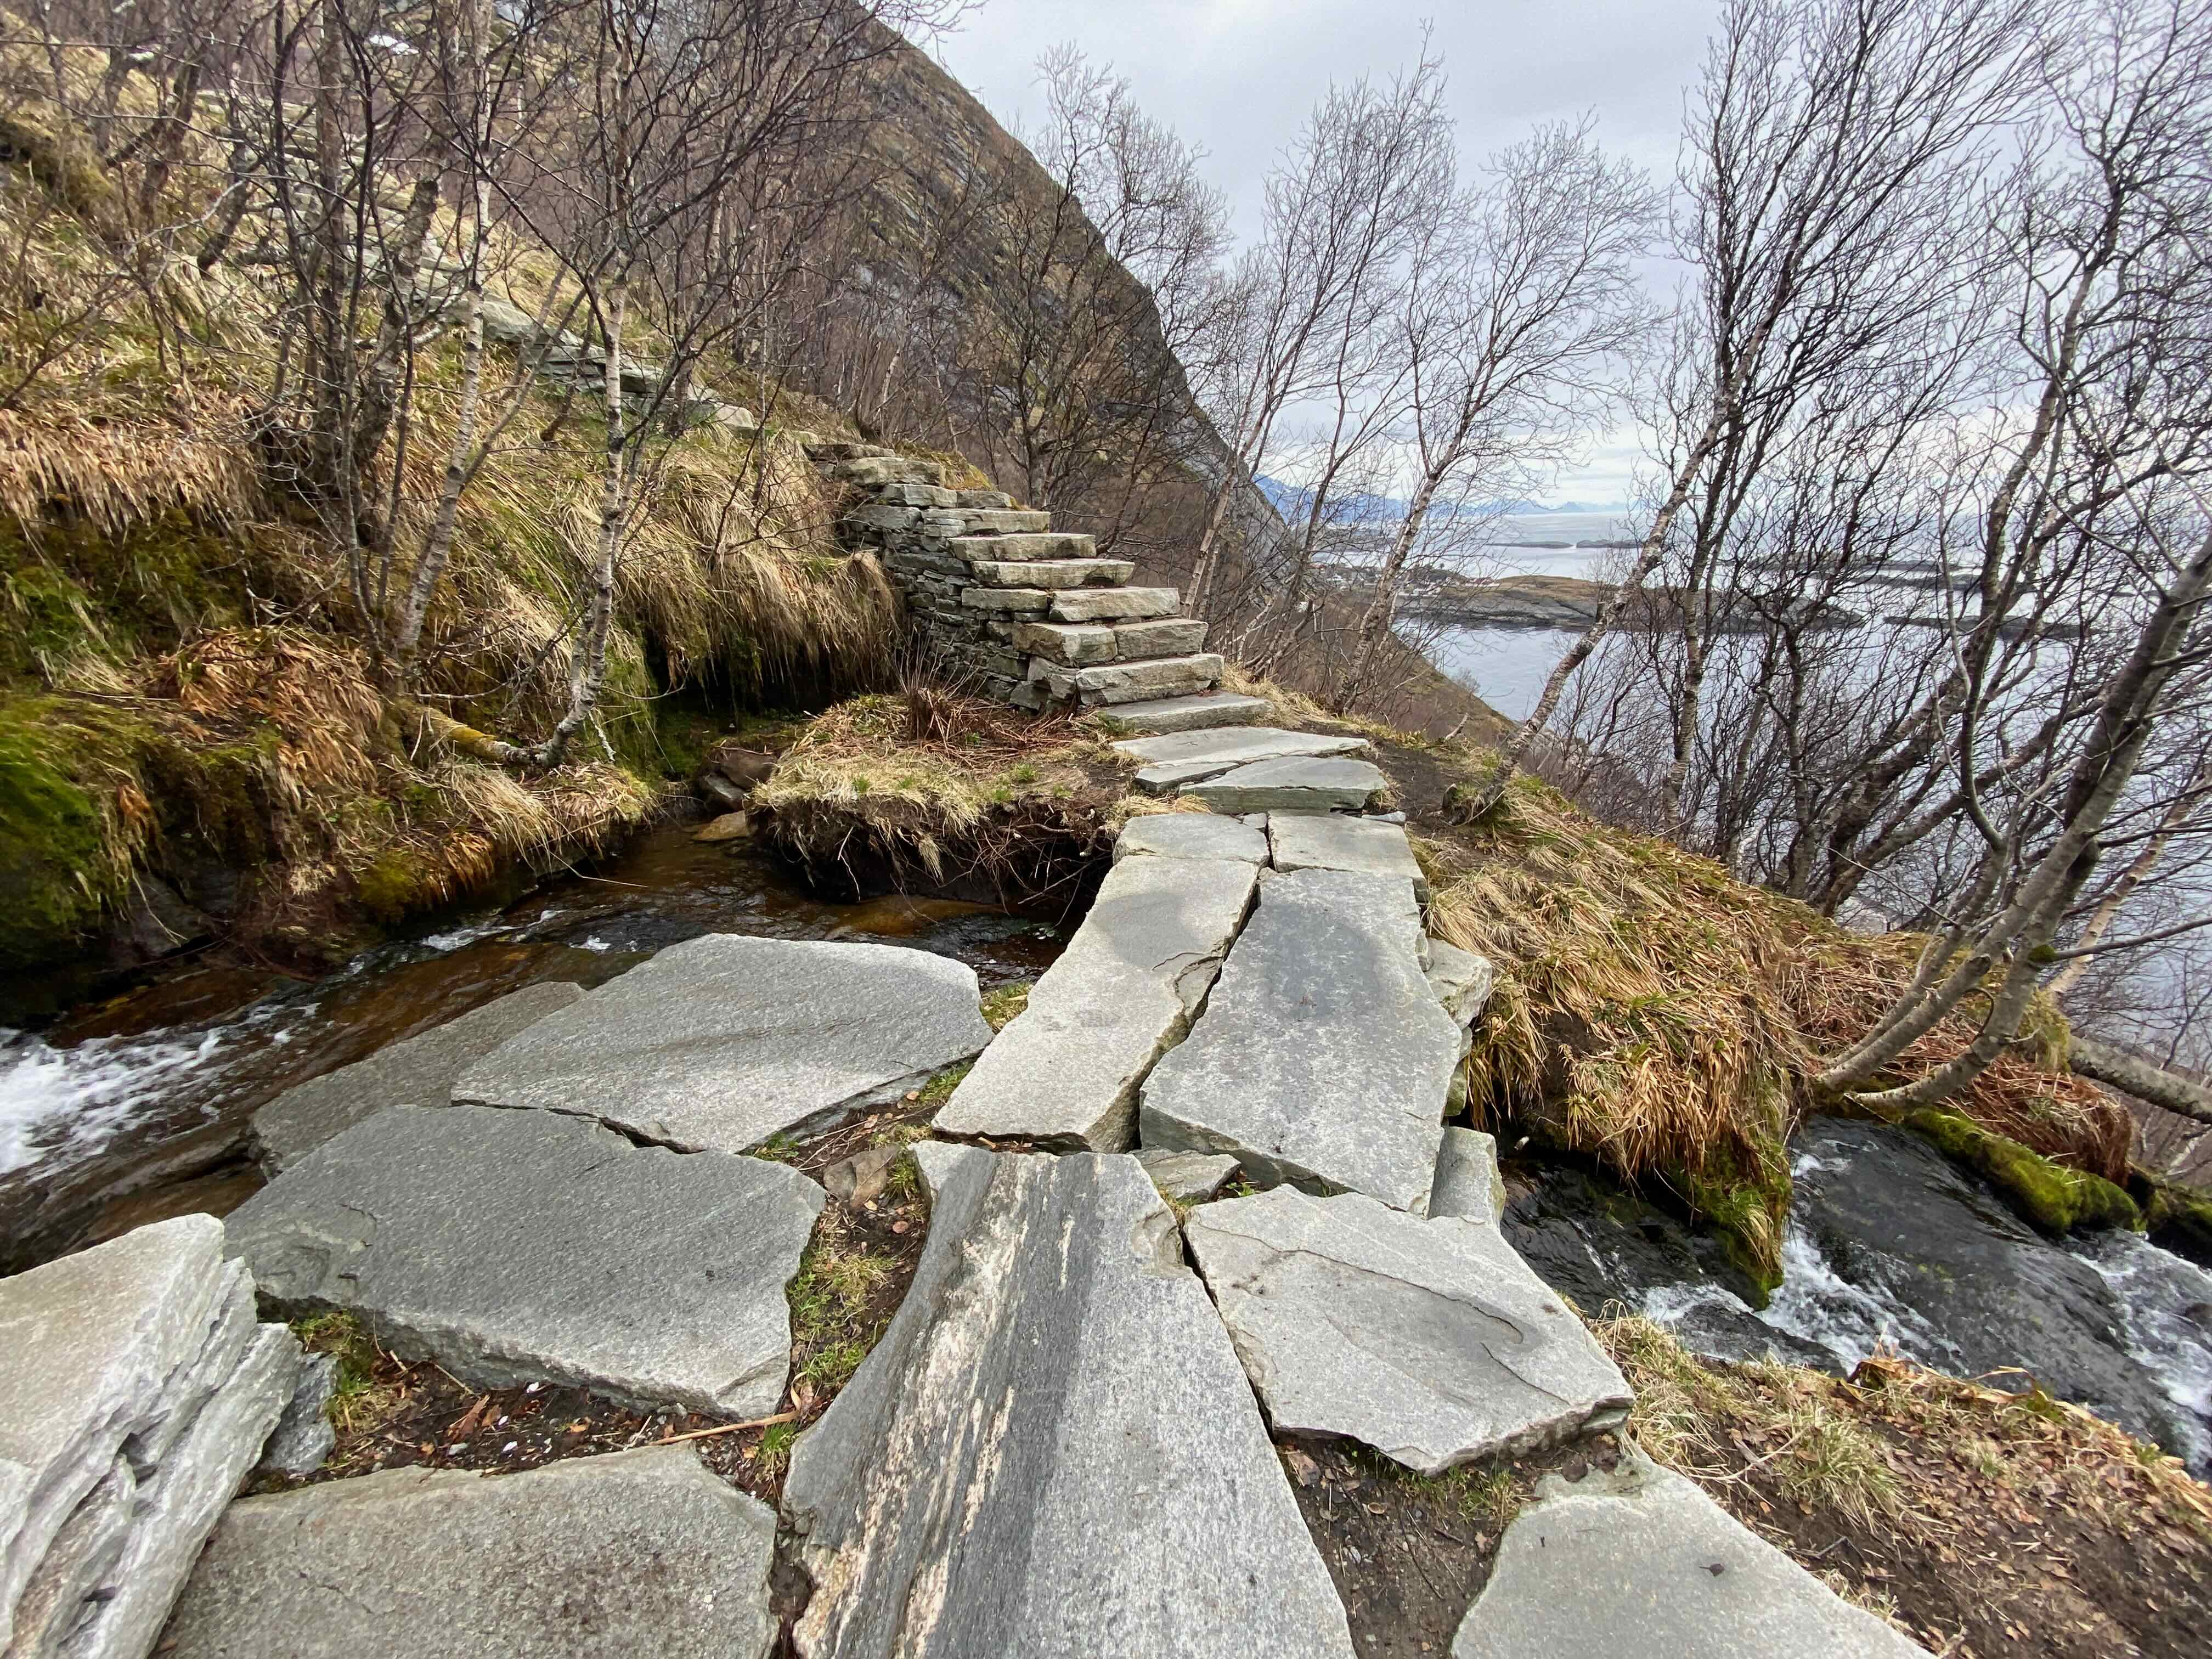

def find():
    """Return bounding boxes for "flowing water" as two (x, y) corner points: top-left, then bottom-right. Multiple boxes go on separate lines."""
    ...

(0, 825), (1073, 1273)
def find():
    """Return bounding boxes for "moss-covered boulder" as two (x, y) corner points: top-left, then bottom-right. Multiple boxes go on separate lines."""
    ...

(2140, 1177), (2212, 1269)
(1903, 1109), (2141, 1234)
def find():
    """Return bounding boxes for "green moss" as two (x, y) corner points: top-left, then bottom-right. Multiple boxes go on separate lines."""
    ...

(0, 512), (255, 687)
(2141, 1177), (2212, 1265)
(1682, 1133), (1793, 1308)
(1903, 1109), (2141, 1234)
(351, 848), (437, 926)
(0, 699), (121, 967)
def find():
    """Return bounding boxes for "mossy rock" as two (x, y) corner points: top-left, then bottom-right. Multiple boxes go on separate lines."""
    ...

(1903, 1109), (2141, 1235)
(2140, 1177), (2212, 1269)
(0, 703), (119, 968)
(1676, 1134), (1793, 1308)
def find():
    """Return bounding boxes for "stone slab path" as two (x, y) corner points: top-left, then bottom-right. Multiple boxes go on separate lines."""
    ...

(1186, 1188), (1633, 1475)
(224, 1104), (823, 1418)
(1453, 1450), (1930, 1657)
(162, 1447), (778, 1659)
(1183, 753), (1393, 814)
(453, 933), (991, 1153)
(932, 851), (1260, 1150)
(783, 1145), (1354, 1658)
(1114, 725), (1372, 792)
(1268, 811), (1432, 899)
(250, 981), (583, 1174)
(1140, 867), (1463, 1212)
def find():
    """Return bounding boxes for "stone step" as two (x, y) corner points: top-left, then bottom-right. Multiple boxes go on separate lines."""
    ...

(957, 488), (1014, 509)
(1110, 617), (1207, 661)
(1112, 812), (1271, 865)
(1182, 754), (1392, 814)
(935, 853), (1261, 1149)
(938, 509), (1052, 534)
(250, 982), (584, 1175)
(1139, 867), (1461, 1214)
(452, 934), (992, 1153)
(832, 455), (941, 488)
(782, 1146), (1355, 1657)
(1452, 1448), (1933, 1657)
(1051, 585), (1181, 622)
(1185, 1187), (1633, 1474)
(1029, 651), (1225, 706)
(224, 1103), (823, 1419)
(949, 532), (1096, 562)
(1267, 812), (1429, 900)
(162, 1448), (778, 1659)
(1096, 691), (1272, 734)
(965, 557), (1136, 590)
(958, 586), (1054, 615)
(1115, 725), (1372, 793)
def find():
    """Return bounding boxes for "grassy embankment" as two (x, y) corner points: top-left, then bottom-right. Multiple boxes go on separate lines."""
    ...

(0, 42), (908, 980)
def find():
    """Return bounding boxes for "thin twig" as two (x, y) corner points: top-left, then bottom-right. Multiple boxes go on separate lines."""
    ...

(654, 1410), (798, 1446)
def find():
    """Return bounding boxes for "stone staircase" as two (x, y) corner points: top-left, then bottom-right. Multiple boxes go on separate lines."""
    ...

(811, 442), (1268, 731)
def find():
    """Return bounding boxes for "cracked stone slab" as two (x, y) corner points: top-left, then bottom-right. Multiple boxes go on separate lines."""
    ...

(1427, 1127), (1508, 1224)
(934, 854), (1260, 1149)
(1, 1216), (299, 1659)
(1111, 812), (1269, 865)
(452, 935), (991, 1153)
(161, 1447), (778, 1659)
(1453, 1449), (1931, 1657)
(1181, 755), (1391, 815)
(251, 983), (585, 1175)
(1267, 813), (1429, 900)
(1425, 940), (1495, 1027)
(1186, 1188), (1629, 1475)
(1140, 868), (1460, 1212)
(1115, 726), (1372, 793)
(224, 1104), (823, 1418)
(784, 1146), (1352, 1658)
(1136, 1149), (1242, 1204)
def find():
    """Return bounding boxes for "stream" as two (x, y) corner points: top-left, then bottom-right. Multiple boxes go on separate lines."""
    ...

(0, 824), (1072, 1275)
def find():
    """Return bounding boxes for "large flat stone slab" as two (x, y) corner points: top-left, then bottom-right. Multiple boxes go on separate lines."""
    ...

(452, 934), (991, 1153)
(1182, 755), (1390, 815)
(224, 1104), (823, 1418)
(1267, 812), (1429, 899)
(1, 1216), (298, 1659)
(251, 982), (585, 1174)
(1116, 726), (1372, 793)
(1051, 585), (1180, 622)
(1139, 868), (1459, 1212)
(934, 854), (1260, 1149)
(1428, 1127), (1508, 1224)
(966, 557), (1134, 589)
(162, 1447), (778, 1659)
(1030, 652), (1226, 706)
(784, 1146), (1352, 1657)
(1097, 691), (1270, 733)
(1112, 812), (1269, 865)
(1453, 1450), (1931, 1657)
(1186, 1188), (1630, 1474)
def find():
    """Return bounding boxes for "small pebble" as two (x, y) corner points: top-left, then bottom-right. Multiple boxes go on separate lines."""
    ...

(501, 1441), (518, 1454)
(445, 1443), (466, 1455)
(891, 1220), (910, 1234)
(526, 1382), (541, 1393)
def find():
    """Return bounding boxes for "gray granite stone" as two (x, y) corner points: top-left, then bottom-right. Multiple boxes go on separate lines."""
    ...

(251, 983), (585, 1174)
(1428, 1127), (1508, 1224)
(784, 1147), (1352, 1658)
(1140, 868), (1460, 1212)
(1186, 1188), (1629, 1475)
(1096, 692), (1270, 733)
(1049, 586), (1180, 622)
(162, 1447), (778, 1659)
(1267, 813), (1429, 899)
(1030, 652), (1226, 706)
(1181, 755), (1391, 815)
(1453, 1449), (1931, 1657)
(452, 935), (990, 1154)
(253, 1351), (337, 1479)
(1425, 940), (1496, 1027)
(1110, 618), (1209, 659)
(1116, 726), (1370, 793)
(224, 1104), (823, 1418)
(1136, 1149), (1242, 1204)
(1012, 620), (1117, 665)
(966, 558), (1135, 589)
(934, 854), (1260, 1150)
(1111, 812), (1269, 865)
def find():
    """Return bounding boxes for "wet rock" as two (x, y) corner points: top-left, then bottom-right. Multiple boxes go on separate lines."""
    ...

(161, 1447), (777, 1659)
(1186, 1188), (1632, 1475)
(1266, 813), (1429, 900)
(1429, 1127), (1507, 1224)
(1453, 1449), (1929, 1657)
(934, 854), (1260, 1150)
(1140, 869), (1459, 1212)
(1135, 1148), (1241, 1204)
(783, 1146), (1352, 1657)
(453, 934), (991, 1154)
(249, 983), (586, 1175)
(1110, 812), (1269, 865)
(224, 1104), (822, 1418)
(1181, 755), (1390, 815)
(1, 1216), (298, 1659)
(693, 810), (754, 843)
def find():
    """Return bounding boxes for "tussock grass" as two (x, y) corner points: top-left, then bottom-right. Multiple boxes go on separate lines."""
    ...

(1422, 762), (2128, 1287)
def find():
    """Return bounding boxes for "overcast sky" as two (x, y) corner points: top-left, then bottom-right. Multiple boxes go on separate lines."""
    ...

(933, 1), (1722, 507)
